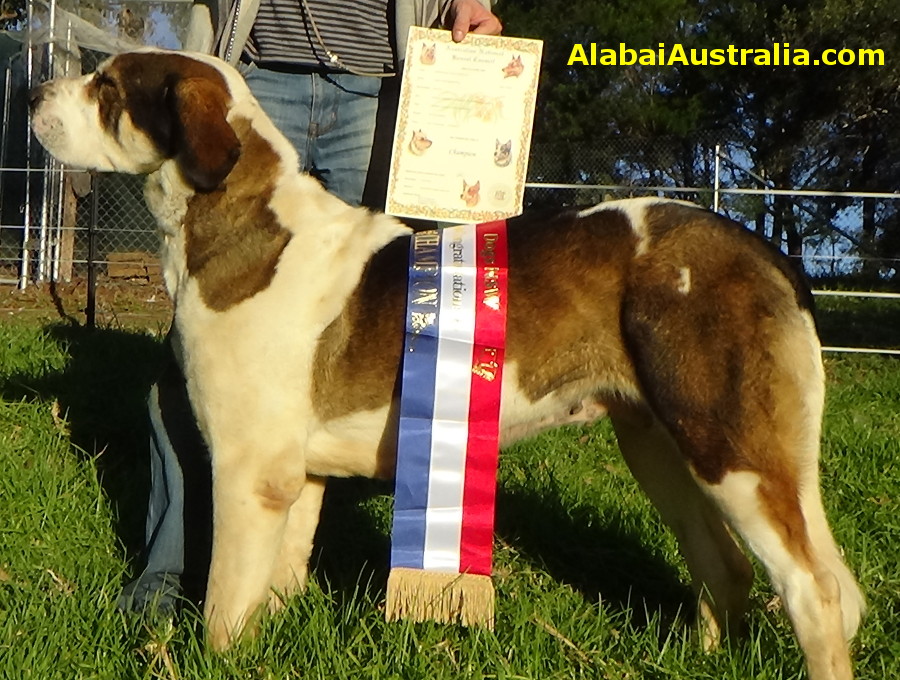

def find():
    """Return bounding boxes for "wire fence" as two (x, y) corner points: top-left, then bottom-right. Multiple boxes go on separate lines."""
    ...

(5, 150), (898, 285)
(0, 42), (159, 288)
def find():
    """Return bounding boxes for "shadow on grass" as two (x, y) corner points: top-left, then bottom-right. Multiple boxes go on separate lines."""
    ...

(311, 471), (690, 637)
(494, 481), (691, 633)
(312, 477), (394, 600)
(0, 322), (164, 557)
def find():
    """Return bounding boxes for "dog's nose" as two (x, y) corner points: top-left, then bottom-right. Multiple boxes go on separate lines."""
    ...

(28, 85), (45, 111)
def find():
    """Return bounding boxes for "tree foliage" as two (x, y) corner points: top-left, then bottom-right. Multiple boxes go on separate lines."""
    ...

(498, 0), (900, 268)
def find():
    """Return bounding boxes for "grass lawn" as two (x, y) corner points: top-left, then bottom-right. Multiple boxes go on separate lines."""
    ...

(0, 301), (897, 679)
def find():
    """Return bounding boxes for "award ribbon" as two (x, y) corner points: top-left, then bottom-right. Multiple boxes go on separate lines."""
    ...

(387, 221), (508, 627)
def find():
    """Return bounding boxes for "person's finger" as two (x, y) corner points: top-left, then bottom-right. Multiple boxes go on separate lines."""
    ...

(450, 2), (502, 42)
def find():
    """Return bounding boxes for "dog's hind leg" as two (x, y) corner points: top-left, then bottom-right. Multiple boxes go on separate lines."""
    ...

(798, 482), (866, 642)
(267, 474), (327, 612)
(693, 324), (861, 680)
(715, 329), (862, 679)
(203, 441), (307, 651)
(610, 404), (754, 651)
(631, 349), (861, 679)
(703, 468), (859, 680)
(622, 274), (862, 677)
(619, 229), (864, 678)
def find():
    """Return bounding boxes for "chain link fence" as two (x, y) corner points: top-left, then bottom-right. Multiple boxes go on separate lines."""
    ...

(0, 0), (192, 288)
(4, 122), (900, 287)
(1, 44), (159, 288)
(85, 173), (159, 260)
(4, 96), (899, 286)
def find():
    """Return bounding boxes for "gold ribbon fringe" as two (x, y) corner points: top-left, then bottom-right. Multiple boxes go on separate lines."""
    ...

(385, 568), (494, 629)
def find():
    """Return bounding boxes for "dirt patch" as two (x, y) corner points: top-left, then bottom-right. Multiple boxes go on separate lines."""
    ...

(0, 278), (173, 331)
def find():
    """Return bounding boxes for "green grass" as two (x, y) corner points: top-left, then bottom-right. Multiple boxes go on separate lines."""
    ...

(0, 319), (898, 679)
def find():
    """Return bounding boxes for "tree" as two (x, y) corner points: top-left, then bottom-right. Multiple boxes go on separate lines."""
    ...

(497, 0), (710, 141)
(685, 0), (900, 257)
(496, 0), (718, 210)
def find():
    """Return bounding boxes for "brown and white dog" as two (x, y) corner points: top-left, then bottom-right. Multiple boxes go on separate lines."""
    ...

(30, 50), (864, 680)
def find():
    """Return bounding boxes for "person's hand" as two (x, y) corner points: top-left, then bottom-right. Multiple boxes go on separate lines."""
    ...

(446, 0), (502, 42)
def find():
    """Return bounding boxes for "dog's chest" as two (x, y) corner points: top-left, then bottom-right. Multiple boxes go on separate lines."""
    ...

(144, 167), (191, 237)
(144, 167), (193, 299)
(171, 222), (407, 453)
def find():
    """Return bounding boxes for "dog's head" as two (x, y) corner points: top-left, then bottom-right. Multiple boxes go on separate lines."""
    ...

(29, 49), (244, 191)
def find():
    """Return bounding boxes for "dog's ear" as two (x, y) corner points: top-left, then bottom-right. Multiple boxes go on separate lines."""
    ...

(168, 77), (241, 192)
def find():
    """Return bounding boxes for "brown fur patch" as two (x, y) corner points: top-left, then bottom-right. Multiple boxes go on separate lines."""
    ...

(89, 71), (126, 136)
(169, 77), (241, 191)
(98, 53), (232, 157)
(621, 203), (814, 483)
(311, 237), (409, 421)
(757, 476), (814, 567)
(183, 117), (291, 311)
(504, 208), (639, 403)
(312, 201), (820, 491)
(94, 53), (284, 307)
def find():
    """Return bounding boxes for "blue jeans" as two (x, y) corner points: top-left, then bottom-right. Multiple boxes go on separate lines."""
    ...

(242, 62), (382, 205)
(118, 65), (384, 611)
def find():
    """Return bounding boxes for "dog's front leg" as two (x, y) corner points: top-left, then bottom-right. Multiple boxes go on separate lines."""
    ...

(204, 444), (307, 651)
(268, 474), (327, 612)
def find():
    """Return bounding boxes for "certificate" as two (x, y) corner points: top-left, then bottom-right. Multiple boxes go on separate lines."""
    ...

(386, 28), (543, 223)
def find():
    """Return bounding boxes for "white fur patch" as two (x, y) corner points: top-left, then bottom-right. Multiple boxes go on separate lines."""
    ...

(677, 266), (692, 294)
(577, 197), (695, 256)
